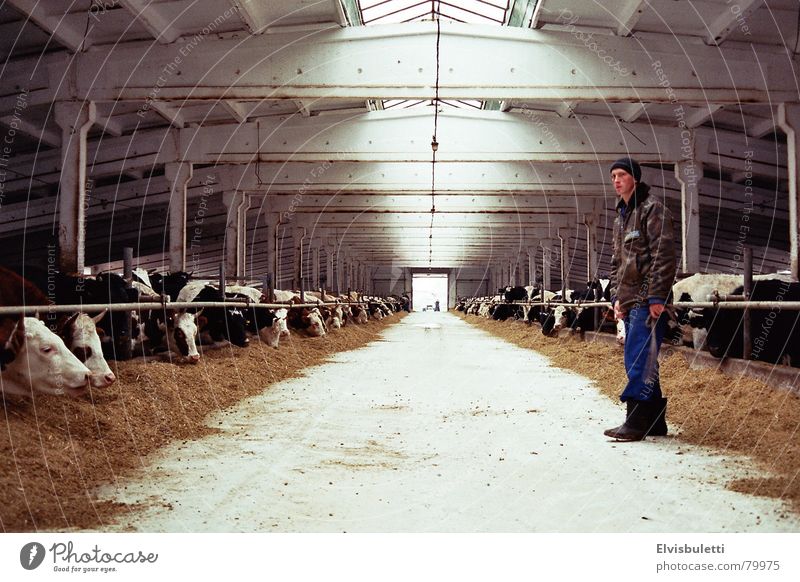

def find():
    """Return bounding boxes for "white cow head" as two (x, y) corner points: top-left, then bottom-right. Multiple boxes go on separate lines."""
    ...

(163, 311), (202, 363)
(552, 305), (571, 333)
(354, 305), (369, 324)
(61, 311), (116, 388)
(274, 308), (290, 339)
(258, 311), (282, 349)
(306, 308), (327, 337)
(616, 318), (626, 345)
(1, 318), (91, 398)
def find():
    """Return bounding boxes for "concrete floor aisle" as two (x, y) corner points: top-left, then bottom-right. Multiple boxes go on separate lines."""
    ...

(97, 312), (799, 532)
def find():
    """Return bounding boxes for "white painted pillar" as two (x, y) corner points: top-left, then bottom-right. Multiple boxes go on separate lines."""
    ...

(540, 239), (555, 292)
(675, 158), (702, 274)
(778, 104), (800, 281)
(585, 213), (598, 282)
(343, 257), (351, 291)
(527, 245), (538, 286)
(448, 269), (457, 309)
(294, 223), (306, 290)
(164, 161), (193, 273)
(325, 245), (335, 292)
(54, 100), (97, 273)
(222, 190), (246, 280)
(559, 228), (571, 295)
(311, 244), (321, 290)
(508, 258), (516, 286)
(240, 196), (251, 279)
(266, 212), (277, 285)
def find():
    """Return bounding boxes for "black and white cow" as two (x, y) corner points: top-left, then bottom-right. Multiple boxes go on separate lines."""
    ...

(176, 282), (249, 348)
(703, 279), (800, 367)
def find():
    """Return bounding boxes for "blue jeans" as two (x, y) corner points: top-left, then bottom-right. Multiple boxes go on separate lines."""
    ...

(621, 306), (667, 402)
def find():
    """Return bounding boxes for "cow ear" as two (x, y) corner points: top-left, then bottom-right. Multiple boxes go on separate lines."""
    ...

(91, 308), (108, 324)
(95, 326), (106, 338)
(197, 315), (208, 328)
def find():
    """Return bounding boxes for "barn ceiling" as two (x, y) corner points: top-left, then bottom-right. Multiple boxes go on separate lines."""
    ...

(0, 0), (798, 284)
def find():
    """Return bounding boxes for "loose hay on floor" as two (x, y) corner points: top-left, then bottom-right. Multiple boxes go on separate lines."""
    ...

(457, 313), (800, 516)
(0, 314), (405, 532)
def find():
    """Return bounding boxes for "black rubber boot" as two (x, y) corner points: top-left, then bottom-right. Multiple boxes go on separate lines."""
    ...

(604, 400), (650, 441)
(649, 397), (668, 436)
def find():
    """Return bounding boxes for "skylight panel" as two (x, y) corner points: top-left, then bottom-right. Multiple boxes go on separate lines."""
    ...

(358, 0), (510, 25)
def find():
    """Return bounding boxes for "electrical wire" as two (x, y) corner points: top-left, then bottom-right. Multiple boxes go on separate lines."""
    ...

(429, 0), (441, 270)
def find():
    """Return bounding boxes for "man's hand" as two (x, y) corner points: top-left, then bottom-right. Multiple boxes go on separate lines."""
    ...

(613, 301), (626, 321)
(649, 302), (665, 320)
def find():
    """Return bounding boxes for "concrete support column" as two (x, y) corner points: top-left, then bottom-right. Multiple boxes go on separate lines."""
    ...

(675, 158), (703, 274)
(585, 213), (599, 282)
(54, 100), (97, 273)
(342, 257), (350, 291)
(448, 269), (457, 309)
(164, 161), (193, 273)
(527, 245), (538, 286)
(293, 223), (306, 291)
(311, 244), (321, 290)
(540, 239), (555, 292)
(222, 190), (246, 280)
(778, 104), (800, 281)
(265, 212), (278, 286)
(508, 258), (516, 286)
(325, 244), (335, 292)
(558, 228), (571, 295)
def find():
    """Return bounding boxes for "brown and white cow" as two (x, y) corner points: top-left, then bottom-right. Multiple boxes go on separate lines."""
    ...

(59, 311), (117, 388)
(1, 318), (91, 398)
(287, 306), (326, 337)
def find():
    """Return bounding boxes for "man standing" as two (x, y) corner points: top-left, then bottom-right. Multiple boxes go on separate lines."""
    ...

(605, 158), (676, 441)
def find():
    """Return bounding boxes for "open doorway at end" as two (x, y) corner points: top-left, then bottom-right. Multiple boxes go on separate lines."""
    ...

(412, 274), (449, 312)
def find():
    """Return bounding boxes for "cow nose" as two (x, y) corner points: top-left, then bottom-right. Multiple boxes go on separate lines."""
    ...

(188, 355), (201, 364)
(104, 372), (117, 385)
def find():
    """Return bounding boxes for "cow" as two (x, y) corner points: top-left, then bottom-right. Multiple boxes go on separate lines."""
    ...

(176, 282), (249, 348)
(703, 279), (800, 367)
(326, 305), (344, 329)
(59, 311), (117, 387)
(541, 290), (574, 336)
(1, 318), (91, 398)
(1, 265), (49, 369)
(672, 272), (794, 350)
(222, 285), (288, 348)
(491, 304), (524, 321)
(352, 304), (369, 324)
(1, 266), (116, 385)
(19, 268), (135, 361)
(550, 280), (618, 336)
(501, 285), (539, 303)
(149, 271), (192, 301)
(252, 308), (284, 348)
(287, 306), (327, 336)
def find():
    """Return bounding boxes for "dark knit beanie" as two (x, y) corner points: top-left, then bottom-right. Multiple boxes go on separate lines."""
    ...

(610, 158), (641, 182)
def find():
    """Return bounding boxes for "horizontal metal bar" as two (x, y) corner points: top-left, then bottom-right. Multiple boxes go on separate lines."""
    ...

(0, 301), (364, 316)
(462, 300), (800, 311)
